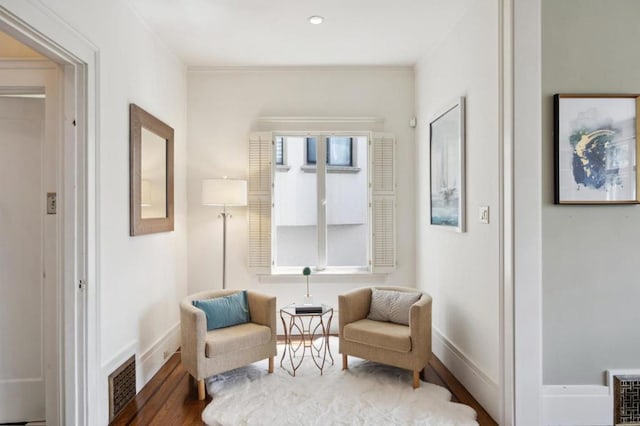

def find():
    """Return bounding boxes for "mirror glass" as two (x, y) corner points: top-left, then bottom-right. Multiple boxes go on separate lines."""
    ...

(140, 127), (167, 218)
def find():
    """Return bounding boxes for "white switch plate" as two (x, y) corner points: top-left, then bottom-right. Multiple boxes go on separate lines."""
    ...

(479, 205), (489, 224)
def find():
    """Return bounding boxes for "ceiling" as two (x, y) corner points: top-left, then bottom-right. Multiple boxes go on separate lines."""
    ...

(127, 0), (473, 67)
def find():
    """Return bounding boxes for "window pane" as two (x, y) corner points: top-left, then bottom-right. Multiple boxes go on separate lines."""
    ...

(275, 136), (284, 165)
(274, 136), (317, 267)
(327, 137), (352, 166)
(306, 137), (316, 164)
(327, 136), (368, 267)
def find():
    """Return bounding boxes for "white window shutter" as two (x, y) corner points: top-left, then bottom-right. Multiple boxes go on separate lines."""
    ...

(371, 133), (396, 273)
(248, 132), (273, 272)
(248, 132), (273, 194)
(247, 195), (271, 270)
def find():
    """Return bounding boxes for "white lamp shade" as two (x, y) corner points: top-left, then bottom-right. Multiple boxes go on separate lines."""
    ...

(202, 178), (247, 206)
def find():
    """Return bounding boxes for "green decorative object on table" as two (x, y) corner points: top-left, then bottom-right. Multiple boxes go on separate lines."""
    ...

(303, 266), (313, 305)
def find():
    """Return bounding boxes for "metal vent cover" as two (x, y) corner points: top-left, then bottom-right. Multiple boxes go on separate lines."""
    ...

(614, 375), (640, 425)
(108, 355), (136, 422)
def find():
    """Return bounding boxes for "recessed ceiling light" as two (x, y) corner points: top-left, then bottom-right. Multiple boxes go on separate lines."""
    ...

(308, 15), (324, 25)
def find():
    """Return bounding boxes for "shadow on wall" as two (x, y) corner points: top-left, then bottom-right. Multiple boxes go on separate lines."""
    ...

(440, 301), (472, 355)
(137, 298), (181, 386)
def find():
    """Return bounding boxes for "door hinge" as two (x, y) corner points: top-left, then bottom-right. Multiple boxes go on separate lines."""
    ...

(79, 279), (86, 290)
(47, 192), (57, 214)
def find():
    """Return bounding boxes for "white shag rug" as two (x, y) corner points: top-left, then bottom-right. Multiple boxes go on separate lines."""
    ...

(202, 338), (478, 426)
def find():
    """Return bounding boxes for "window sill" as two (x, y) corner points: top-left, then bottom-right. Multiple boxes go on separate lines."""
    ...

(276, 165), (291, 172)
(271, 267), (371, 276)
(300, 165), (361, 174)
(258, 267), (389, 285)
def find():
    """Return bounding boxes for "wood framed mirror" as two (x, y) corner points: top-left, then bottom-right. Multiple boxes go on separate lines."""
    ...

(130, 103), (174, 236)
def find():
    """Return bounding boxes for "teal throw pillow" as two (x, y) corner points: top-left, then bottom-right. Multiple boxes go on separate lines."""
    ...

(193, 291), (250, 331)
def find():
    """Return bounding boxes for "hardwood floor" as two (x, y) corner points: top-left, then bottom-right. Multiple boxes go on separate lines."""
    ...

(111, 348), (497, 426)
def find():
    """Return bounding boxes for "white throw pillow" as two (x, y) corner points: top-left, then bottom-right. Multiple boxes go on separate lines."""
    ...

(368, 288), (421, 326)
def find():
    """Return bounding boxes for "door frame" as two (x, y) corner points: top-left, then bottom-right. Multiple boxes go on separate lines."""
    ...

(0, 2), (99, 425)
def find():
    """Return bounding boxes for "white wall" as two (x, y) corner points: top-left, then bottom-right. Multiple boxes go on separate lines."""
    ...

(188, 67), (415, 318)
(4, 1), (189, 424)
(415, 0), (500, 420)
(542, 0), (640, 385)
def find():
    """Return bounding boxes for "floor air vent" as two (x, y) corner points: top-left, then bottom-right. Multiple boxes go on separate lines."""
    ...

(614, 375), (640, 425)
(108, 355), (136, 422)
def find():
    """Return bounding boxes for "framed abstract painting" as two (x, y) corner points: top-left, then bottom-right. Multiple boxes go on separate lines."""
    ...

(430, 97), (465, 231)
(554, 94), (640, 204)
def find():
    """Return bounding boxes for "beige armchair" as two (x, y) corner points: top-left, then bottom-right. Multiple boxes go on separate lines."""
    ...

(339, 286), (432, 389)
(180, 289), (277, 400)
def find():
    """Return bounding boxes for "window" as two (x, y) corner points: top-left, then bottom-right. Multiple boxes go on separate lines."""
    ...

(306, 137), (353, 167)
(274, 135), (367, 270)
(247, 131), (396, 274)
(275, 137), (284, 165)
(306, 137), (316, 164)
(327, 137), (352, 166)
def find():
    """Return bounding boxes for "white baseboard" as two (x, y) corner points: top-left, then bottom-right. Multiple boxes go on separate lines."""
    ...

(543, 385), (610, 425)
(102, 340), (137, 378)
(138, 323), (181, 387)
(431, 328), (499, 421)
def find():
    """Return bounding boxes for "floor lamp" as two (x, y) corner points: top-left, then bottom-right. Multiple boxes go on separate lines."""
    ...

(202, 177), (247, 289)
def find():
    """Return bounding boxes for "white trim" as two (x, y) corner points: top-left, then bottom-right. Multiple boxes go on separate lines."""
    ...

(138, 323), (181, 386)
(432, 328), (500, 420)
(256, 118), (385, 133)
(542, 385), (610, 426)
(101, 341), (137, 379)
(543, 371), (640, 425)
(0, 58), (56, 68)
(606, 369), (640, 393)
(513, 0), (543, 424)
(499, 0), (515, 424)
(0, 3), (99, 425)
(259, 116), (384, 125)
(101, 324), (183, 397)
(189, 65), (412, 73)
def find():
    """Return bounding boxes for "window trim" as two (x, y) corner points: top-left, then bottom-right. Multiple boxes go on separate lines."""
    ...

(247, 129), (396, 276)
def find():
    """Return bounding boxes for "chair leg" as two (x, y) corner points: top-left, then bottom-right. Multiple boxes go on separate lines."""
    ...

(197, 379), (205, 400)
(268, 356), (274, 373)
(342, 354), (348, 370)
(413, 371), (420, 389)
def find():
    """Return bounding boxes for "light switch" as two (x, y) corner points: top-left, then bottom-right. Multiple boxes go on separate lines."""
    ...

(479, 205), (489, 224)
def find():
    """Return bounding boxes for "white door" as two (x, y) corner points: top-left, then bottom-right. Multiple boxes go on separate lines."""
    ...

(0, 63), (60, 424)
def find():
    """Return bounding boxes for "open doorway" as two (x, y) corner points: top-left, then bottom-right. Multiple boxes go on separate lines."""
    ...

(0, 7), (95, 423)
(0, 36), (59, 423)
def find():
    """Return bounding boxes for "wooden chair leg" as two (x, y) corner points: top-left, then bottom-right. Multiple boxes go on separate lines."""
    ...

(197, 379), (205, 400)
(342, 354), (348, 370)
(413, 370), (420, 389)
(268, 356), (274, 373)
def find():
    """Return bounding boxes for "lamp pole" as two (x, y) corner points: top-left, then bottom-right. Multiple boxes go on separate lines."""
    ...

(202, 177), (246, 290)
(220, 206), (229, 289)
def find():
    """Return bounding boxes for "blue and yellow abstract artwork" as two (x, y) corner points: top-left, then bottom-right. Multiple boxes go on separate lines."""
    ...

(555, 95), (638, 204)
